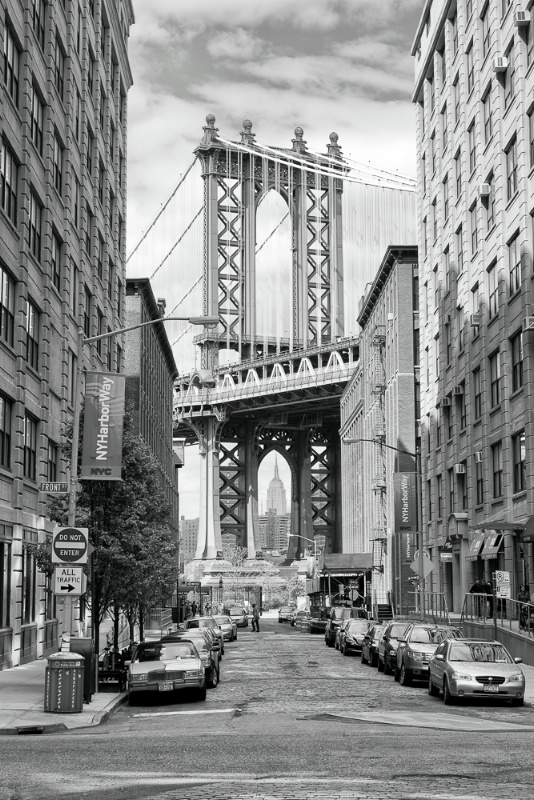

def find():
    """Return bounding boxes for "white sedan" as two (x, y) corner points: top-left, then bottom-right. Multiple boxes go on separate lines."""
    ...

(213, 615), (237, 641)
(128, 640), (206, 702)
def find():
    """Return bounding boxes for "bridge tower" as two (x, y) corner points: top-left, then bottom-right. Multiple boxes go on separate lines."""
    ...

(181, 116), (347, 562)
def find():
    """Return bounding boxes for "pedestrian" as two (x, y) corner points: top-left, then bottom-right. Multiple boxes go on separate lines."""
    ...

(518, 584), (530, 630)
(191, 600), (198, 617)
(204, 601), (211, 616)
(483, 579), (493, 618)
(251, 603), (260, 632)
(184, 601), (192, 620)
(469, 577), (482, 617)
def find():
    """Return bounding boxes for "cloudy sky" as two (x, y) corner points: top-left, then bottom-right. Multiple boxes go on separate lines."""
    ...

(125, 0), (425, 517)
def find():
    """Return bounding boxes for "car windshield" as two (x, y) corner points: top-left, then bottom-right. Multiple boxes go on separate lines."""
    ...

(280, 607), (293, 613)
(135, 642), (198, 662)
(389, 623), (408, 639)
(229, 608), (245, 615)
(214, 616), (231, 624)
(449, 643), (513, 663)
(410, 627), (460, 644)
(347, 621), (368, 633)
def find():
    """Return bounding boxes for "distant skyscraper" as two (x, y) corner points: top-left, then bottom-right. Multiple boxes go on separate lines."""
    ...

(266, 457), (287, 515)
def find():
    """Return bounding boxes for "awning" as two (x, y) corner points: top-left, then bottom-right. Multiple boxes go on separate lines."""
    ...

(465, 533), (486, 561)
(481, 532), (504, 560)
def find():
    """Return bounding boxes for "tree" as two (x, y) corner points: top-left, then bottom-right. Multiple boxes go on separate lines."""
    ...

(221, 544), (279, 604)
(48, 408), (177, 652)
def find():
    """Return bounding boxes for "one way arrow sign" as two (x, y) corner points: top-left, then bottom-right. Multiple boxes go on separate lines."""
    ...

(53, 566), (86, 596)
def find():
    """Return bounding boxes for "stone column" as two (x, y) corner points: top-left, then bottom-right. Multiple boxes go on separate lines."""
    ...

(245, 422), (259, 559)
(195, 417), (224, 559)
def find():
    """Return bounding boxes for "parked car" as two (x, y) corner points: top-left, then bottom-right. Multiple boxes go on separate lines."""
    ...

(292, 610), (311, 629)
(228, 607), (248, 628)
(185, 617), (225, 656)
(339, 619), (370, 655)
(334, 618), (353, 649)
(377, 619), (410, 674)
(428, 638), (525, 706)
(360, 624), (385, 667)
(395, 623), (463, 685)
(278, 606), (296, 623)
(127, 640), (206, 702)
(324, 607), (368, 647)
(213, 615), (237, 641)
(161, 629), (220, 688)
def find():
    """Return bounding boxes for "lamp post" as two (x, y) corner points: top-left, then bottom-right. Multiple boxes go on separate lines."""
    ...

(342, 438), (424, 618)
(67, 314), (219, 651)
(288, 533), (317, 562)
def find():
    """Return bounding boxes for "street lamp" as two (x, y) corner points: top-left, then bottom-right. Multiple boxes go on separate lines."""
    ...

(288, 533), (317, 562)
(342, 438), (424, 618)
(66, 314), (218, 647)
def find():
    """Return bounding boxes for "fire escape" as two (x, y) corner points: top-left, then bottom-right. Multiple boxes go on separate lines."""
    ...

(370, 325), (388, 579)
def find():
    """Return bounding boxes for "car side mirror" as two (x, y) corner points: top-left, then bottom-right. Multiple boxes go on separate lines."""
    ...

(434, 653), (444, 661)
(514, 657), (523, 664)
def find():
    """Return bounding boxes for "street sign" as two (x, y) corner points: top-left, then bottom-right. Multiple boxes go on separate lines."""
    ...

(52, 527), (89, 564)
(410, 554), (435, 579)
(53, 566), (86, 596)
(40, 482), (69, 493)
(495, 570), (511, 599)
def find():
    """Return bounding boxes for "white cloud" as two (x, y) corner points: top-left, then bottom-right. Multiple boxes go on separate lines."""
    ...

(207, 28), (266, 61)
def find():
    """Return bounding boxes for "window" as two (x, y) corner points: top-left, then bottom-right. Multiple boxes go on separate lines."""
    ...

(466, 0), (473, 21)
(475, 457), (484, 505)
(529, 110), (534, 168)
(431, 130), (436, 172)
(511, 330), (523, 392)
(54, 33), (65, 101)
(423, 216), (428, 256)
(96, 308), (104, 356)
(488, 262), (498, 319)
(508, 233), (521, 295)
(25, 299), (39, 371)
(466, 43), (474, 94)
(28, 191), (42, 261)
(117, 278), (123, 319)
(421, 153), (426, 194)
(468, 122), (476, 173)
(481, 6), (490, 58)
(443, 175), (449, 220)
(0, 266), (15, 347)
(434, 333), (440, 378)
(51, 231), (61, 293)
(428, 74), (435, 113)
(456, 225), (464, 274)
(32, 0), (46, 50)
(3, 24), (20, 106)
(97, 234), (104, 280)
(75, 87), (81, 143)
(427, 479), (432, 521)
(0, 141), (18, 225)
(473, 367), (482, 420)
(504, 43), (515, 110)
(77, 5), (82, 52)
(432, 198), (437, 241)
(0, 538), (11, 628)
(118, 151), (124, 190)
(458, 384), (466, 429)
(506, 138), (518, 200)
(454, 149), (461, 199)
(437, 474), (443, 517)
(453, 77), (460, 124)
(47, 440), (58, 482)
(83, 287), (91, 337)
(85, 204), (93, 255)
(486, 173), (495, 231)
(21, 544), (36, 625)
(73, 175), (80, 227)
(492, 441), (503, 499)
(489, 350), (502, 407)
(23, 414), (37, 481)
(451, 14), (458, 56)
(53, 134), (64, 195)
(444, 247), (451, 293)
(99, 84), (106, 130)
(528, 13), (534, 66)
(98, 159), (105, 204)
(458, 307), (465, 351)
(483, 88), (492, 145)
(110, 122), (116, 163)
(30, 85), (44, 155)
(434, 265), (439, 307)
(502, 1), (512, 17)
(512, 431), (526, 493)
(437, 406), (442, 448)
(70, 260), (78, 315)
(116, 342), (122, 372)
(106, 327), (113, 371)
(68, 350), (77, 405)
(459, 463), (468, 510)
(442, 103), (448, 150)
(0, 394), (12, 468)
(448, 467), (454, 511)
(445, 321), (452, 365)
(108, 259), (115, 301)
(470, 202), (477, 254)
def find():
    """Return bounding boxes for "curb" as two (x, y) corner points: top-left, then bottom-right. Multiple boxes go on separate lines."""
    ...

(0, 691), (129, 736)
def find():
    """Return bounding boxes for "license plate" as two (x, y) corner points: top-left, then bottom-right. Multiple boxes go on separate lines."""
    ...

(483, 684), (499, 693)
(158, 681), (173, 691)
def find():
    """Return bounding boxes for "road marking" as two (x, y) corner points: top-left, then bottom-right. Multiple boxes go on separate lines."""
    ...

(307, 711), (534, 732)
(132, 708), (240, 718)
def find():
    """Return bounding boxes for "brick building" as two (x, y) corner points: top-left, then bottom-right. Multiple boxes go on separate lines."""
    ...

(0, 0), (134, 669)
(413, 0), (534, 612)
(340, 246), (419, 611)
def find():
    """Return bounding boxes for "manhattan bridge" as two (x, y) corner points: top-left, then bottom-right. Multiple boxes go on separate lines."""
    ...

(127, 115), (415, 580)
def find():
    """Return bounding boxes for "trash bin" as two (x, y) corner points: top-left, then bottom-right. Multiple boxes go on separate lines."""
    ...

(70, 638), (95, 703)
(44, 652), (84, 713)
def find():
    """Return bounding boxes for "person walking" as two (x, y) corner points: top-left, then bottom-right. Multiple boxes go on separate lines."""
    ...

(251, 603), (260, 632)
(191, 600), (198, 617)
(518, 584), (530, 630)
(483, 579), (493, 618)
(469, 577), (482, 617)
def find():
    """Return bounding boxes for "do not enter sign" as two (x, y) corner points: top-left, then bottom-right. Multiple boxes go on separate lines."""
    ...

(52, 527), (89, 565)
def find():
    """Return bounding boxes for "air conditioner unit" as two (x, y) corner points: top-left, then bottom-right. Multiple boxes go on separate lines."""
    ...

(475, 451), (483, 463)
(478, 183), (490, 197)
(515, 11), (531, 27)
(523, 316), (534, 332)
(452, 385), (464, 395)
(440, 396), (452, 407)
(454, 463), (466, 474)
(413, 311), (420, 329)
(470, 313), (481, 327)
(444, 313), (452, 324)
(493, 56), (509, 72)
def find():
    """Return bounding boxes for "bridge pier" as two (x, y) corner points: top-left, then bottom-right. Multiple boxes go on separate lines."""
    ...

(194, 417), (224, 560)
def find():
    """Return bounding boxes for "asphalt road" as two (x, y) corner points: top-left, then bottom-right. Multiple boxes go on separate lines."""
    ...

(1, 616), (534, 800)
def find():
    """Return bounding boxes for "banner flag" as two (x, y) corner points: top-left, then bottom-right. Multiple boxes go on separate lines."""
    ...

(80, 372), (126, 480)
(393, 472), (417, 564)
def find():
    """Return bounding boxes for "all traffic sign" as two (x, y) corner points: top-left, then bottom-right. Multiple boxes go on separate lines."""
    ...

(52, 527), (89, 564)
(53, 566), (86, 596)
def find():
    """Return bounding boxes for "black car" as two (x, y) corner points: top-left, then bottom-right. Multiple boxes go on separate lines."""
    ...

(161, 630), (220, 689)
(338, 619), (369, 655)
(278, 606), (296, 623)
(324, 607), (368, 647)
(360, 623), (385, 667)
(377, 619), (410, 675)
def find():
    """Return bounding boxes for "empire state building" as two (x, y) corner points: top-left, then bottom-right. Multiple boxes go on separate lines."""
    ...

(266, 457), (287, 515)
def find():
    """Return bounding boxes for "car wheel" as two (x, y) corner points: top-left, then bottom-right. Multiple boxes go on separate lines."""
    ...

(443, 677), (455, 705)
(221, 646), (225, 656)
(399, 663), (412, 686)
(197, 683), (207, 701)
(278, 619), (282, 623)
(341, 643), (347, 656)
(371, 653), (378, 668)
(394, 663), (400, 682)
(208, 668), (219, 689)
(335, 639), (339, 650)
(512, 697), (524, 707)
(383, 658), (391, 675)
(361, 649), (367, 665)
(377, 657), (384, 673)
(428, 673), (439, 696)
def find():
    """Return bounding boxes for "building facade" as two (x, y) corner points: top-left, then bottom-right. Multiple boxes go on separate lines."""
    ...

(340, 246), (419, 610)
(413, 0), (534, 613)
(124, 280), (179, 531)
(179, 516), (199, 564)
(258, 510), (291, 552)
(0, 0), (134, 669)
